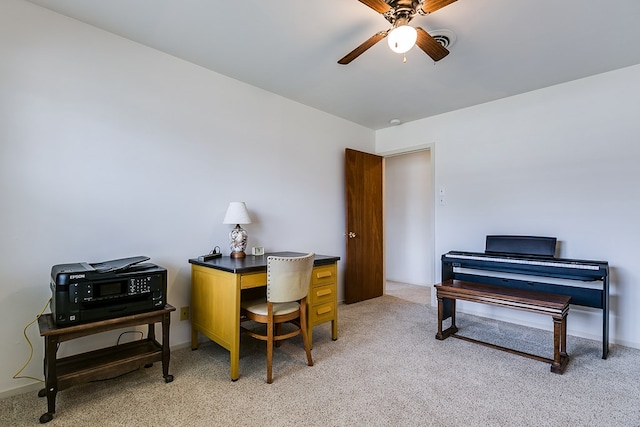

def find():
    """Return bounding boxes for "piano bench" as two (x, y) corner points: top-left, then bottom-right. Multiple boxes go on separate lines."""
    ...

(434, 279), (571, 374)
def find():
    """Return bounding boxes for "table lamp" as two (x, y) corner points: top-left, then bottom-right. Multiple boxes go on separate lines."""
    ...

(223, 202), (252, 258)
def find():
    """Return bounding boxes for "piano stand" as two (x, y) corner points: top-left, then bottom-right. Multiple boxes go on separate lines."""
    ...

(435, 280), (571, 374)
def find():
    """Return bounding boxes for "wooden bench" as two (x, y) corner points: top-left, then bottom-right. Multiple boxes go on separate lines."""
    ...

(434, 279), (571, 374)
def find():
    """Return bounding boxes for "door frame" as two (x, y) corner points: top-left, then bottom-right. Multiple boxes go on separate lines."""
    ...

(377, 143), (437, 304)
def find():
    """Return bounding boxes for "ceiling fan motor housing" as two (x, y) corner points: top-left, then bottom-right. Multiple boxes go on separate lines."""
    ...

(383, 0), (424, 26)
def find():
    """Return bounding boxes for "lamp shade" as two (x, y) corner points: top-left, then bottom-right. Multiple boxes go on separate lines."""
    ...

(387, 25), (417, 54)
(223, 202), (252, 225)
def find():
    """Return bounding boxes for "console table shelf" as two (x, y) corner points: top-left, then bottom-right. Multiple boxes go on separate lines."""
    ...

(37, 304), (175, 424)
(53, 339), (163, 388)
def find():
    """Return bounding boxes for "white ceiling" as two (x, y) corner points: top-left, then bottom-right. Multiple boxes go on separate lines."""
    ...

(24, 0), (640, 130)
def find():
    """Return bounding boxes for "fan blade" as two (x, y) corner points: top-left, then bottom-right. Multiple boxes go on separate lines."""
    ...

(338, 30), (389, 64)
(415, 27), (449, 62)
(357, 0), (392, 14)
(420, 0), (457, 14)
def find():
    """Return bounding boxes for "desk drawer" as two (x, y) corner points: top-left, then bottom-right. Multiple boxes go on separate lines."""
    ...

(309, 302), (335, 325)
(240, 272), (267, 289)
(312, 265), (336, 286)
(311, 283), (335, 306)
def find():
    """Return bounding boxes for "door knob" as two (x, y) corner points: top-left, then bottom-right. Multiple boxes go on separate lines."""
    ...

(348, 232), (357, 238)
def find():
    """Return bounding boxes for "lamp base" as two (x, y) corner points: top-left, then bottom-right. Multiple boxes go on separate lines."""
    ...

(229, 224), (248, 259)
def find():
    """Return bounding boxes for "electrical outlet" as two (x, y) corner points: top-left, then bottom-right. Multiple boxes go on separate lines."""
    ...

(180, 306), (189, 321)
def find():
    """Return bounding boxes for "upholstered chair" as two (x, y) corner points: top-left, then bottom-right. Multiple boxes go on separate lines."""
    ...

(241, 253), (315, 383)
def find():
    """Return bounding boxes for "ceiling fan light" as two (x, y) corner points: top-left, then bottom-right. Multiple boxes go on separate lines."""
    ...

(387, 25), (417, 54)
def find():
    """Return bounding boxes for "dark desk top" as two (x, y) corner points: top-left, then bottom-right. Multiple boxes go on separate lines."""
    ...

(188, 252), (340, 274)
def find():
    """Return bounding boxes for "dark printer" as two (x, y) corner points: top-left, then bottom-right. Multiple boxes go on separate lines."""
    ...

(50, 256), (167, 325)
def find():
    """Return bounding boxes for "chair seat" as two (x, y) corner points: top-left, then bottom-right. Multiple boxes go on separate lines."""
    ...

(242, 299), (300, 316)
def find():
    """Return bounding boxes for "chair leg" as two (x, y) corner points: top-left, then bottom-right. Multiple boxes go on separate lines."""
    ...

(267, 304), (274, 384)
(275, 323), (282, 348)
(300, 299), (313, 367)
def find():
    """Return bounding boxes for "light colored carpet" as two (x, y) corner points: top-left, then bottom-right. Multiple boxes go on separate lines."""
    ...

(2, 283), (640, 426)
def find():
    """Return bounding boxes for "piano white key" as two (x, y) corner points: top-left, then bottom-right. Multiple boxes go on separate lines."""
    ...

(444, 253), (600, 270)
(454, 267), (605, 290)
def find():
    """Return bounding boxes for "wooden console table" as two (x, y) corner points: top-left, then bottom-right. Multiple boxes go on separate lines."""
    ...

(37, 304), (175, 423)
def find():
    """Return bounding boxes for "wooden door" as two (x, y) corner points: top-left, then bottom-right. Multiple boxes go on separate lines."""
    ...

(344, 148), (384, 303)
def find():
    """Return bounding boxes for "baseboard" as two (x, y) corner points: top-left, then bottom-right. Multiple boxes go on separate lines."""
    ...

(0, 381), (43, 400)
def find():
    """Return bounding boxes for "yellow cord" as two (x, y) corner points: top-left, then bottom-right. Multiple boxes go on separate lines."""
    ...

(12, 298), (52, 383)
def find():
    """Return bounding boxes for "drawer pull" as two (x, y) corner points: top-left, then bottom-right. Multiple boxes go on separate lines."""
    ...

(316, 307), (332, 315)
(316, 289), (332, 297)
(316, 271), (333, 279)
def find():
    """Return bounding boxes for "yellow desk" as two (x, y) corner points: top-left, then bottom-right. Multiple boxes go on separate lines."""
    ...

(189, 252), (339, 380)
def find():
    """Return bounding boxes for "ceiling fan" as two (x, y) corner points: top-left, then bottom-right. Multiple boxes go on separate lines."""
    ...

(338, 0), (457, 64)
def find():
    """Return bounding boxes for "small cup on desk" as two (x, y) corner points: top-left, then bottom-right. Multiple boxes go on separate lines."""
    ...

(252, 247), (265, 256)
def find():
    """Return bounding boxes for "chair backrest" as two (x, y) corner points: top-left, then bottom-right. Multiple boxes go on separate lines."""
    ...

(267, 253), (315, 303)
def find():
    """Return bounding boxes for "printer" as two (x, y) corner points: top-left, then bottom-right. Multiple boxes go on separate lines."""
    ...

(50, 256), (167, 325)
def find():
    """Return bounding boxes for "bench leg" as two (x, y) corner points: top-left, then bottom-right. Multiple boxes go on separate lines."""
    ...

(560, 314), (568, 356)
(550, 314), (569, 374)
(436, 296), (458, 340)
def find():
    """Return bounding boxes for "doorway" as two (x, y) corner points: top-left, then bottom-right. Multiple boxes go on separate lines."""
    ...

(384, 149), (434, 292)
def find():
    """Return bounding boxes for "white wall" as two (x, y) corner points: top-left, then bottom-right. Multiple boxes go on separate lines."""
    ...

(0, 0), (374, 396)
(377, 64), (640, 349)
(384, 150), (433, 286)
